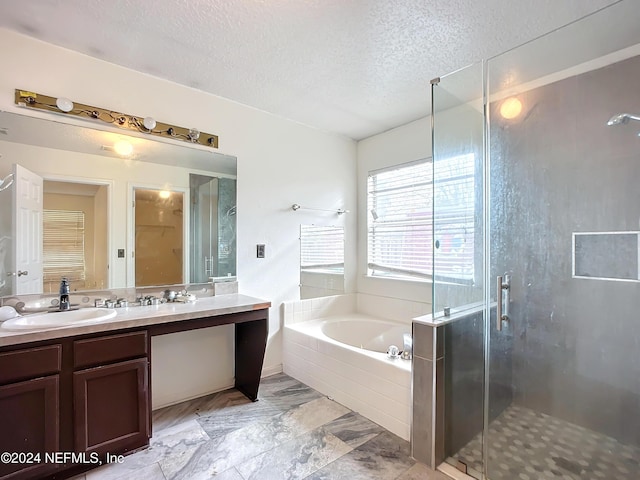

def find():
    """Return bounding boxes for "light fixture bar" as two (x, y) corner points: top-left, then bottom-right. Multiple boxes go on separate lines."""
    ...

(14, 89), (219, 149)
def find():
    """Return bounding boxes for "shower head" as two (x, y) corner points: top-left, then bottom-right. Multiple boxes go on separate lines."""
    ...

(607, 113), (640, 126)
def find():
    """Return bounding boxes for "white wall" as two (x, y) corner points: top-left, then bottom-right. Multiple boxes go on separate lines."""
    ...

(356, 117), (432, 304)
(0, 28), (357, 408)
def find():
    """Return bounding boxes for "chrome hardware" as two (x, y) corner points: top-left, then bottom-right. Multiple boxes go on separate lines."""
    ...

(402, 333), (413, 360)
(496, 274), (511, 331)
(59, 277), (70, 311)
(204, 256), (213, 275)
(387, 345), (400, 358)
(6, 272), (15, 277)
(17, 270), (28, 277)
(94, 298), (105, 307)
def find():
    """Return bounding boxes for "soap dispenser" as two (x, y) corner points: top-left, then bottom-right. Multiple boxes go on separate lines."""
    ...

(59, 277), (70, 311)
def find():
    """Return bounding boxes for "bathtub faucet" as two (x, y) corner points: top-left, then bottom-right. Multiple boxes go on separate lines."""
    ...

(401, 333), (412, 360)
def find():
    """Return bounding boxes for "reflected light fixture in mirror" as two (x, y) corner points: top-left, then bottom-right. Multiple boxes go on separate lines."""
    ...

(500, 96), (523, 119)
(113, 140), (133, 156)
(159, 190), (171, 199)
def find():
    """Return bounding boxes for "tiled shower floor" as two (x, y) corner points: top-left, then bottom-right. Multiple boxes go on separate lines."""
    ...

(448, 405), (640, 480)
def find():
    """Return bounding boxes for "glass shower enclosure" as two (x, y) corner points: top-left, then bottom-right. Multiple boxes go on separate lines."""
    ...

(432, 2), (640, 479)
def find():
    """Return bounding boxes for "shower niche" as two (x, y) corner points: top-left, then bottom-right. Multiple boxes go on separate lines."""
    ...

(573, 231), (640, 281)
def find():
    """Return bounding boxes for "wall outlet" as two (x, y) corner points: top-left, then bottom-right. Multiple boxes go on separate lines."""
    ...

(117, 249), (125, 258)
(256, 244), (265, 258)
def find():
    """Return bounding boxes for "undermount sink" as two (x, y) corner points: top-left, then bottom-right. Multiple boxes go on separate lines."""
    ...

(1, 308), (117, 331)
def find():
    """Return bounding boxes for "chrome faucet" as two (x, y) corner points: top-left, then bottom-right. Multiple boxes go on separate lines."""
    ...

(402, 333), (413, 360)
(59, 277), (70, 311)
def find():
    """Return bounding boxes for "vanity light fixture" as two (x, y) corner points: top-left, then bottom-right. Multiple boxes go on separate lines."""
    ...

(55, 97), (74, 113)
(159, 190), (171, 199)
(14, 89), (219, 149)
(143, 116), (157, 131)
(188, 128), (200, 142)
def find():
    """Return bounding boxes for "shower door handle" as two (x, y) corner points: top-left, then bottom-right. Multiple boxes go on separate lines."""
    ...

(496, 274), (510, 331)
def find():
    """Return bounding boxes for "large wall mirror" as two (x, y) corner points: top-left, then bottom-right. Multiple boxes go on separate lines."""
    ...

(0, 111), (237, 297)
(299, 224), (344, 299)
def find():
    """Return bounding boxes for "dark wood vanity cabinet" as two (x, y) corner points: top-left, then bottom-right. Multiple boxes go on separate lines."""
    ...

(0, 346), (61, 480)
(0, 305), (269, 480)
(72, 331), (150, 456)
(0, 332), (150, 480)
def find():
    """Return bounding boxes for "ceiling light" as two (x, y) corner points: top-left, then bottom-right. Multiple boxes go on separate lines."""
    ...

(55, 97), (74, 113)
(143, 116), (157, 130)
(113, 140), (133, 156)
(500, 97), (523, 120)
(159, 190), (171, 199)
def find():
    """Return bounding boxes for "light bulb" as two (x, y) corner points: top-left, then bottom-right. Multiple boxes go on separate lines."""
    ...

(500, 97), (523, 120)
(143, 117), (157, 130)
(159, 190), (171, 199)
(113, 140), (133, 156)
(56, 97), (74, 113)
(188, 128), (200, 141)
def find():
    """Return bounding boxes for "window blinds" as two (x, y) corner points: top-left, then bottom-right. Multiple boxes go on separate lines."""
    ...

(43, 209), (86, 283)
(367, 154), (475, 282)
(300, 225), (344, 271)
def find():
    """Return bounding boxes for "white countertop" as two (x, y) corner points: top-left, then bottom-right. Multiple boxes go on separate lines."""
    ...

(0, 294), (271, 347)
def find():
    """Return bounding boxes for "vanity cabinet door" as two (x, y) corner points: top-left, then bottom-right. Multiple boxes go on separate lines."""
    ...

(0, 375), (59, 480)
(73, 358), (149, 456)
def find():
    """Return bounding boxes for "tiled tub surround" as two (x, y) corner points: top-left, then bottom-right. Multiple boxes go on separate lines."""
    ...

(283, 294), (430, 442)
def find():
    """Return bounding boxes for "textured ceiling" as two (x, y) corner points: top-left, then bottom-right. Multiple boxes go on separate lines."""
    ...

(0, 0), (620, 140)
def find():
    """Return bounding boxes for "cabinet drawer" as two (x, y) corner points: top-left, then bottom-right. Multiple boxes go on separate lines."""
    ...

(0, 344), (62, 385)
(74, 331), (148, 369)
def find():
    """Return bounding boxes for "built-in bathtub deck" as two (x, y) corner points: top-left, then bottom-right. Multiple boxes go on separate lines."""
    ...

(283, 313), (412, 440)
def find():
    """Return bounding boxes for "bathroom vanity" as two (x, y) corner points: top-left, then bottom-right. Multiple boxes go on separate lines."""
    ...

(0, 294), (270, 480)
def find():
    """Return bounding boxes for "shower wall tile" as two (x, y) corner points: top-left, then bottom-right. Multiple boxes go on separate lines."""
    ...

(413, 323), (444, 360)
(412, 322), (445, 468)
(411, 354), (433, 466)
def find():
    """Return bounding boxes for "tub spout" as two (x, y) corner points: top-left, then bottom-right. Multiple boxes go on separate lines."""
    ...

(402, 333), (412, 360)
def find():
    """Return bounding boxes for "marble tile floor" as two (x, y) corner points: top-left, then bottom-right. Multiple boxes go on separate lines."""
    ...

(71, 373), (449, 480)
(448, 404), (640, 480)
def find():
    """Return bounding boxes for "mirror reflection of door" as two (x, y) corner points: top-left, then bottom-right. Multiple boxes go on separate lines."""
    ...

(42, 180), (108, 293)
(12, 164), (43, 294)
(134, 188), (184, 287)
(299, 224), (345, 299)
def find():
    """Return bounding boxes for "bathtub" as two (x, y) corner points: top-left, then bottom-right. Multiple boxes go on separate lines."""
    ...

(283, 313), (412, 440)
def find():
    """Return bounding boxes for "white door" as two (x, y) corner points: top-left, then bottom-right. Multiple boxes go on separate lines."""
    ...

(12, 164), (43, 294)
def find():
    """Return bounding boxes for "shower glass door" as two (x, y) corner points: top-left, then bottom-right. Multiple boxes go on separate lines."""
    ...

(432, 2), (640, 479)
(485, 2), (640, 479)
(431, 62), (486, 479)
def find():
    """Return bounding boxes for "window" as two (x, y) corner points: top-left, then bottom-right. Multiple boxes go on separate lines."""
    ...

(367, 154), (475, 282)
(43, 209), (86, 283)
